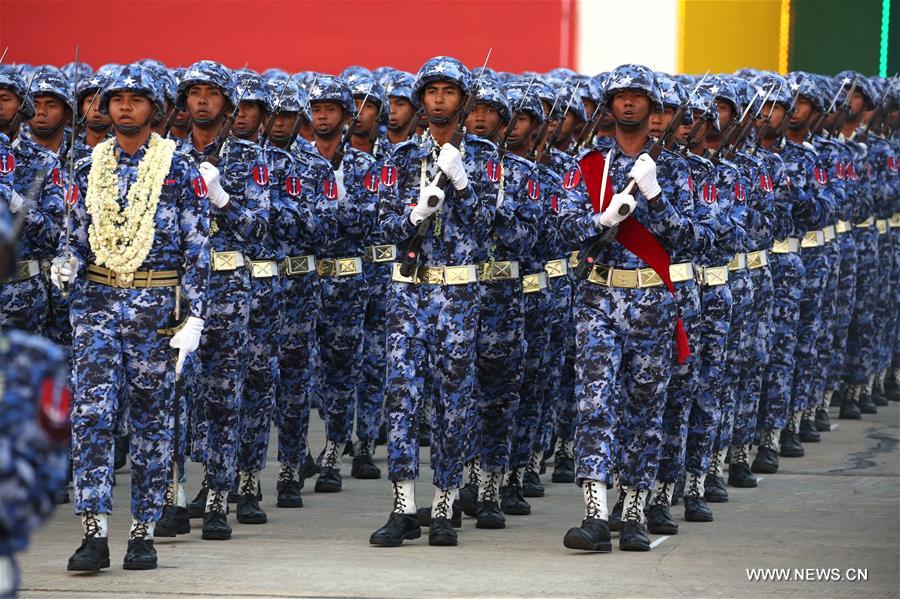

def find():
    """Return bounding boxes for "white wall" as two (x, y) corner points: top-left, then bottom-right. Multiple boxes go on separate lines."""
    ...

(576, 0), (680, 75)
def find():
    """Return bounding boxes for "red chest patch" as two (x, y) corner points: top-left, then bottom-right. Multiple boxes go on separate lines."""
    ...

(485, 160), (501, 183)
(758, 174), (773, 193)
(526, 178), (541, 201)
(733, 182), (745, 202)
(380, 165), (397, 187)
(888, 156), (897, 173)
(65, 183), (79, 206)
(284, 176), (302, 197)
(192, 176), (208, 198)
(813, 166), (828, 185)
(52, 167), (62, 187)
(562, 169), (581, 190)
(38, 377), (72, 445)
(323, 178), (339, 200)
(550, 194), (559, 213)
(252, 163), (269, 186)
(0, 153), (14, 174)
(846, 162), (857, 180)
(834, 162), (845, 180)
(364, 171), (379, 193)
(702, 183), (718, 204)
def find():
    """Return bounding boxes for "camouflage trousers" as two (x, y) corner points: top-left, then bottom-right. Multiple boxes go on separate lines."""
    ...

(238, 275), (283, 474)
(892, 227), (900, 367)
(0, 275), (48, 335)
(196, 269), (251, 492)
(713, 268), (754, 453)
(465, 279), (524, 473)
(874, 228), (895, 371)
(827, 233), (857, 393)
(536, 274), (572, 456)
(732, 265), (773, 447)
(317, 275), (368, 446)
(573, 283), (674, 489)
(70, 281), (176, 522)
(655, 280), (701, 483)
(758, 253), (805, 431)
(356, 261), (391, 444)
(385, 281), (479, 490)
(684, 279), (732, 475)
(510, 286), (553, 471)
(276, 274), (320, 471)
(788, 246), (830, 414)
(808, 243), (841, 410)
(844, 226), (879, 385)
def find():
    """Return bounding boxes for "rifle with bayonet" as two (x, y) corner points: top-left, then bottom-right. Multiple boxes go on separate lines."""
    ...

(60, 47), (81, 298)
(202, 82), (251, 167)
(762, 86), (801, 154)
(260, 75), (293, 147)
(536, 82), (580, 166)
(853, 75), (898, 143)
(397, 49), (492, 278)
(525, 90), (563, 164)
(747, 83), (784, 154)
(809, 82), (845, 138)
(708, 84), (770, 164)
(571, 75), (709, 280)
(331, 89), (371, 169)
(824, 77), (858, 140)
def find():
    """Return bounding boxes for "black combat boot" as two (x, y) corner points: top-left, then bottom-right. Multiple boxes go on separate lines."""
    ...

(475, 470), (505, 529)
(123, 522), (157, 570)
(350, 440), (381, 480)
(276, 465), (303, 508)
(728, 445), (757, 488)
(645, 482), (678, 535)
(564, 481), (612, 552)
(551, 440), (575, 484)
(67, 513), (110, 572)
(370, 482), (421, 547)
(236, 473), (267, 524)
(751, 429), (780, 474)
(779, 410), (805, 457)
(839, 384), (862, 419)
(619, 487), (651, 551)
(683, 473), (714, 522)
(500, 469), (531, 515)
(429, 489), (458, 546)
(201, 491), (232, 540)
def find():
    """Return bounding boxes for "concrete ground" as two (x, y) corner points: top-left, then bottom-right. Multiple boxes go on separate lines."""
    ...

(17, 401), (900, 599)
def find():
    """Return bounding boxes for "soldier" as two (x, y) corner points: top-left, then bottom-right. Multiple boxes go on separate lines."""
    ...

(27, 67), (73, 156)
(369, 56), (498, 547)
(177, 60), (269, 540)
(380, 69), (419, 149)
(559, 64), (693, 552)
(262, 78), (337, 506)
(308, 75), (377, 492)
(52, 64), (209, 570)
(72, 69), (113, 161)
(0, 70), (64, 335)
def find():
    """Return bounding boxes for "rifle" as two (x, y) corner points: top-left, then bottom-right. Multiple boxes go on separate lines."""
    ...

(808, 82), (845, 138)
(525, 89), (563, 163)
(824, 76), (858, 139)
(259, 74), (293, 147)
(853, 76), (897, 143)
(709, 83), (770, 163)
(285, 76), (316, 151)
(0, 47), (7, 66)
(397, 48), (492, 278)
(59, 71), (113, 166)
(202, 81), (251, 167)
(573, 101), (607, 153)
(60, 46), (80, 298)
(761, 86), (801, 154)
(571, 73), (710, 280)
(536, 81), (580, 166)
(331, 89), (371, 169)
(496, 74), (536, 161)
(746, 83), (783, 152)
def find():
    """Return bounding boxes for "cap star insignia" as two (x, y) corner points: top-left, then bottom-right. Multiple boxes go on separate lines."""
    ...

(789, 81), (800, 90)
(618, 75), (634, 87)
(709, 84), (720, 95)
(840, 77), (852, 86)
(122, 76), (137, 86)
(433, 64), (447, 74)
(37, 80), (51, 90)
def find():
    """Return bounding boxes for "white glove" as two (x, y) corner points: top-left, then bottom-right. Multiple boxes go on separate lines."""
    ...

(333, 166), (347, 202)
(199, 162), (230, 209)
(169, 316), (204, 377)
(410, 177), (445, 225)
(436, 143), (468, 191)
(8, 189), (24, 214)
(628, 153), (662, 200)
(593, 191), (636, 229)
(50, 256), (79, 290)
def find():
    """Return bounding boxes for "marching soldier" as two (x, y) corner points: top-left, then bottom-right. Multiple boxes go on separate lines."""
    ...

(54, 64), (209, 571)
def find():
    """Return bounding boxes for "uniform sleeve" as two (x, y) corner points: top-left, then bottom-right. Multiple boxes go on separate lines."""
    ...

(649, 154), (705, 254)
(59, 169), (90, 268)
(450, 141), (494, 234)
(492, 164), (541, 255)
(179, 162), (211, 319)
(378, 154), (419, 243)
(217, 147), (270, 245)
(741, 161), (776, 245)
(558, 169), (602, 246)
(23, 158), (65, 256)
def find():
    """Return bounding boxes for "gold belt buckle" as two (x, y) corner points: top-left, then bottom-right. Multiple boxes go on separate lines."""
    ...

(251, 261), (276, 278)
(587, 265), (610, 286)
(14, 261), (30, 281)
(491, 261), (512, 280)
(212, 251), (238, 271)
(391, 262), (417, 284)
(444, 265), (472, 285)
(876, 219), (888, 234)
(420, 266), (444, 285)
(637, 268), (662, 288)
(609, 268), (637, 288)
(115, 272), (135, 288)
(705, 267), (728, 286)
(522, 274), (541, 294)
(336, 258), (360, 276)
(372, 245), (396, 263)
(288, 256), (312, 275)
(545, 259), (565, 278)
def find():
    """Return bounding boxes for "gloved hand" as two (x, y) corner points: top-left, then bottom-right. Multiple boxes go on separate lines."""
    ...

(410, 176), (445, 225)
(8, 190), (24, 214)
(169, 316), (204, 377)
(333, 165), (347, 201)
(199, 162), (230, 209)
(50, 256), (79, 290)
(593, 189), (636, 229)
(628, 153), (662, 200)
(437, 143), (468, 190)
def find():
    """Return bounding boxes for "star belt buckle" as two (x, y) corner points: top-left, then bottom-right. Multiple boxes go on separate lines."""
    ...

(115, 271), (135, 288)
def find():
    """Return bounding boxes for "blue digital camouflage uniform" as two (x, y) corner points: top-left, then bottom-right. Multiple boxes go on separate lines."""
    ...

(0, 327), (70, 597)
(178, 61), (269, 496)
(559, 124), (695, 492)
(66, 76), (210, 522)
(378, 56), (498, 490)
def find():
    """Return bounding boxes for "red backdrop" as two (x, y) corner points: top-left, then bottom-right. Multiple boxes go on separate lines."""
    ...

(0, 0), (577, 74)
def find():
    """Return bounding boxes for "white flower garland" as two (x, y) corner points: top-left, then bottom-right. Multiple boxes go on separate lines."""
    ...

(85, 133), (176, 274)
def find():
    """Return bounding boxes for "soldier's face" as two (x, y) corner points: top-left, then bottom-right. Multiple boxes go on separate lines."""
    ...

(849, 90), (865, 117)
(31, 95), (69, 131)
(611, 91), (650, 125)
(583, 98), (597, 119)
(789, 98), (815, 130)
(311, 101), (346, 137)
(186, 84), (227, 122)
(716, 100), (734, 130)
(465, 103), (502, 137)
(675, 109), (701, 144)
(268, 111), (298, 141)
(81, 93), (112, 129)
(234, 100), (264, 136)
(388, 96), (415, 131)
(422, 82), (463, 119)
(506, 112), (537, 148)
(0, 89), (21, 124)
(353, 98), (379, 135)
(108, 92), (154, 132)
(755, 101), (785, 134)
(650, 106), (676, 138)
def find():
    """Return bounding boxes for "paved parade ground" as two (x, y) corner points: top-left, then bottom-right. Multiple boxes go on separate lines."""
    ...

(17, 402), (900, 599)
